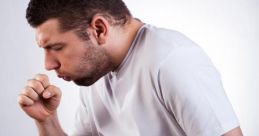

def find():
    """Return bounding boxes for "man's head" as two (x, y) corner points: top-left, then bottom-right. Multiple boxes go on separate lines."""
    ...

(26, 0), (131, 40)
(26, 0), (133, 86)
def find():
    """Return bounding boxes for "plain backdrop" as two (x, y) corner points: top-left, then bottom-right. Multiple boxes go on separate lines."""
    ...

(0, 0), (258, 135)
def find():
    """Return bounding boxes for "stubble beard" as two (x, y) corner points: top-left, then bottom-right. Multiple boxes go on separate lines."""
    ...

(73, 42), (116, 86)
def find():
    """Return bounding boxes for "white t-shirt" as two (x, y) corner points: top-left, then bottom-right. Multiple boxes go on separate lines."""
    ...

(70, 24), (239, 136)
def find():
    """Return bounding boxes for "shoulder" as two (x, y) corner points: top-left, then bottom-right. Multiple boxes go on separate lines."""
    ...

(144, 24), (197, 49)
(138, 25), (203, 68)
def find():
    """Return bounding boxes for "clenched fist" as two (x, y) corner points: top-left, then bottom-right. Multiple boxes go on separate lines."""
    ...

(18, 74), (62, 122)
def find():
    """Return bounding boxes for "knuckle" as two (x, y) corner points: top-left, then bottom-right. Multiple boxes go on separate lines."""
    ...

(27, 79), (43, 90)
(24, 88), (34, 96)
(17, 95), (25, 103)
(22, 90), (30, 96)
(21, 87), (30, 94)
(26, 79), (34, 85)
(26, 79), (33, 84)
(34, 74), (49, 87)
(21, 87), (39, 100)
(35, 74), (48, 81)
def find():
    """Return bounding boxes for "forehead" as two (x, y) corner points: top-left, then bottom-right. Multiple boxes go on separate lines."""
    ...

(35, 19), (62, 47)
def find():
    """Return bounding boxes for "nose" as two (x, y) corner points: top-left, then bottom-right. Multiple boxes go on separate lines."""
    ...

(44, 51), (60, 71)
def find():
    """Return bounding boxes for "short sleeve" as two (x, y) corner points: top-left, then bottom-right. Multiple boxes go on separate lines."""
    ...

(69, 87), (93, 136)
(158, 46), (239, 136)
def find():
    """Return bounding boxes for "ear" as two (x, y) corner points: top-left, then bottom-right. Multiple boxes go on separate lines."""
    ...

(90, 15), (109, 45)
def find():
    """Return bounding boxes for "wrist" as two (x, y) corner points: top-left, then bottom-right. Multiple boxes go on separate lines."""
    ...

(35, 112), (58, 126)
(35, 112), (66, 136)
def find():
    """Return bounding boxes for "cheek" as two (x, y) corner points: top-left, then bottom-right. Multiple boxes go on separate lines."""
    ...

(57, 51), (83, 72)
(77, 53), (94, 71)
(67, 51), (93, 74)
(59, 42), (101, 75)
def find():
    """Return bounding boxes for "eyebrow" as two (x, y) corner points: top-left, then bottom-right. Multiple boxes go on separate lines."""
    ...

(42, 42), (65, 49)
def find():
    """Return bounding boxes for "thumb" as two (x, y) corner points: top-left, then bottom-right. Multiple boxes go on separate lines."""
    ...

(43, 85), (62, 99)
(42, 85), (62, 111)
(43, 91), (52, 99)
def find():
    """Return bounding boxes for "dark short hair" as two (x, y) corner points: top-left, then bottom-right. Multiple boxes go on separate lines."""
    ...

(26, 0), (131, 40)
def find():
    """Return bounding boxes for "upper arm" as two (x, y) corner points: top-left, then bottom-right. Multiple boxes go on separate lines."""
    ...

(158, 46), (240, 135)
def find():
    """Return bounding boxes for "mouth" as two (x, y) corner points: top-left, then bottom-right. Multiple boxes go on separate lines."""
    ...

(58, 75), (72, 81)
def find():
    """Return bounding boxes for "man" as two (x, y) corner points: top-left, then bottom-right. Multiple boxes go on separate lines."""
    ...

(18, 0), (243, 135)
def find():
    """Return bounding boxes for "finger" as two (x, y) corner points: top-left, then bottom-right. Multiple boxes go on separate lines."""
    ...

(20, 86), (39, 101)
(42, 85), (62, 99)
(17, 94), (34, 106)
(34, 74), (50, 88)
(27, 79), (45, 95)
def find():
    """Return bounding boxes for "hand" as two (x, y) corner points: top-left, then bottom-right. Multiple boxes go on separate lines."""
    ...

(18, 74), (62, 122)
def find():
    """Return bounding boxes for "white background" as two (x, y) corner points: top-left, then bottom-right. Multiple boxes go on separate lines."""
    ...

(0, 0), (258, 135)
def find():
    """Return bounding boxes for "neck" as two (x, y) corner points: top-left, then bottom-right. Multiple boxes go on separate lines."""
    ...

(107, 18), (144, 71)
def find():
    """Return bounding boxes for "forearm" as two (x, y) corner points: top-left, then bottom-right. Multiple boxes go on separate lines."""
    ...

(222, 127), (243, 136)
(35, 113), (67, 136)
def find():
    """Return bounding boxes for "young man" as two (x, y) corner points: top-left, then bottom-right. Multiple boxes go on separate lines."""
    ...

(18, 0), (243, 135)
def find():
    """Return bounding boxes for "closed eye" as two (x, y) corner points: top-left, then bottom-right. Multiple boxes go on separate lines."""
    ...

(51, 45), (63, 51)
(43, 43), (65, 51)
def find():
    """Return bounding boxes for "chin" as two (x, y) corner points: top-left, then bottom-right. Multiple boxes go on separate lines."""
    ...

(73, 78), (97, 86)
